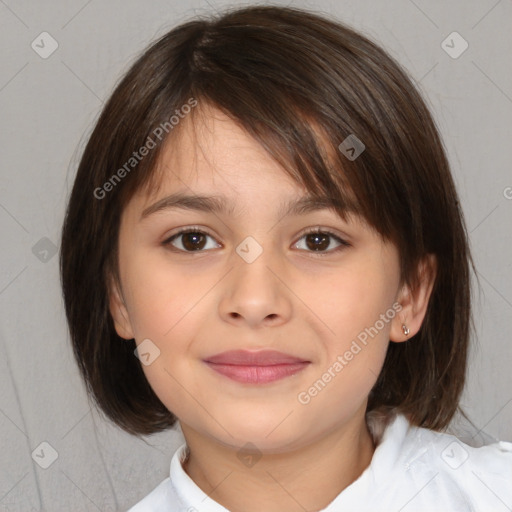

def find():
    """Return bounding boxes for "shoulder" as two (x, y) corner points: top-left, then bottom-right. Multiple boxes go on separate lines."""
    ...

(384, 416), (512, 510)
(409, 420), (512, 478)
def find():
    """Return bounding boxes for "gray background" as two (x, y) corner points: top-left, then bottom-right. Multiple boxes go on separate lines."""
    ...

(1, 0), (511, 510)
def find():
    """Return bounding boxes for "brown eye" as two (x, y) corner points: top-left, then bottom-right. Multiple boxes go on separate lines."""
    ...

(294, 229), (350, 256)
(163, 227), (350, 256)
(181, 232), (207, 251)
(305, 232), (330, 251)
(164, 229), (219, 252)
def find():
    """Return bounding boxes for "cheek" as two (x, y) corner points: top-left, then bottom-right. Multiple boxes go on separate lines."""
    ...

(303, 252), (399, 409)
(121, 253), (211, 411)
(299, 266), (395, 408)
(122, 251), (205, 338)
(312, 260), (398, 347)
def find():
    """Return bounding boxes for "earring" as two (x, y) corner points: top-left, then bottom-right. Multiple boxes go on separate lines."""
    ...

(402, 324), (410, 336)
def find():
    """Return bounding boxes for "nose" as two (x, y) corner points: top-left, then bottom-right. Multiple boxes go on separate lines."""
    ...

(218, 247), (293, 329)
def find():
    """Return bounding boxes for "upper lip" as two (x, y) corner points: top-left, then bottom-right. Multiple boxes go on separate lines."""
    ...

(204, 350), (309, 366)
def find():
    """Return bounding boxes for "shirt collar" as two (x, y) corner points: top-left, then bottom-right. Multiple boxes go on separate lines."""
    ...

(169, 411), (413, 511)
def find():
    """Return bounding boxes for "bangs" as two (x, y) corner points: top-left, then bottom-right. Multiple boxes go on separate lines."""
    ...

(135, 97), (369, 229)
(114, 12), (408, 250)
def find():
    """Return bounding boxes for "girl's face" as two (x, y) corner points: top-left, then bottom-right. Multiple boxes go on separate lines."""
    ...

(109, 105), (418, 452)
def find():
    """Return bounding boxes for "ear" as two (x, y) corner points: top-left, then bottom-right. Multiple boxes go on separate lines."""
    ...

(107, 274), (135, 340)
(390, 253), (437, 343)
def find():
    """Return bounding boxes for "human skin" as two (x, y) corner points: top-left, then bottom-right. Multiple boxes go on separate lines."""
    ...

(109, 104), (436, 512)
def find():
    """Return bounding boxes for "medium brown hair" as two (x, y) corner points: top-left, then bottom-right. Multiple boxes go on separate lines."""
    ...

(60, 4), (476, 437)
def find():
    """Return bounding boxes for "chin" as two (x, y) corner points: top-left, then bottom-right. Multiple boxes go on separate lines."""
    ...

(214, 416), (312, 453)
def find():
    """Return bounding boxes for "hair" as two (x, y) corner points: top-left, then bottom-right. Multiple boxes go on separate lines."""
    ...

(60, 4), (476, 437)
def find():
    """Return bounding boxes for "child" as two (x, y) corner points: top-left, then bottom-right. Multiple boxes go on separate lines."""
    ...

(59, 5), (512, 511)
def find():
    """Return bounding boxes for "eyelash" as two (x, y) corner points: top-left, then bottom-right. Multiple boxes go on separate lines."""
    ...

(162, 226), (351, 257)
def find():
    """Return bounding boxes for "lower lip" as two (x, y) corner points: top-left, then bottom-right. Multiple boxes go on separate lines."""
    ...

(204, 362), (310, 384)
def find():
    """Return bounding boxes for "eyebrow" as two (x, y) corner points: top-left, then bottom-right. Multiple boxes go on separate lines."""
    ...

(140, 191), (356, 221)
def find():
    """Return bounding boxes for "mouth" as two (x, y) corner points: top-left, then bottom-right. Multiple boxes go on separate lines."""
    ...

(203, 349), (311, 384)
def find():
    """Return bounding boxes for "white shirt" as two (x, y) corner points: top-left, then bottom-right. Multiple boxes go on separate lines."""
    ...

(127, 412), (512, 511)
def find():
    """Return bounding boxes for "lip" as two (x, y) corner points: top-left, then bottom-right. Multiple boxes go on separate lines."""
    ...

(203, 350), (310, 384)
(204, 349), (309, 365)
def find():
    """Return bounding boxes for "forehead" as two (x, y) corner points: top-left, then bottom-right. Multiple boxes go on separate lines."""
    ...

(164, 106), (296, 184)
(137, 105), (309, 207)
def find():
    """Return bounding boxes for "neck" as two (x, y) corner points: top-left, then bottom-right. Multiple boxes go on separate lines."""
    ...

(180, 409), (376, 512)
